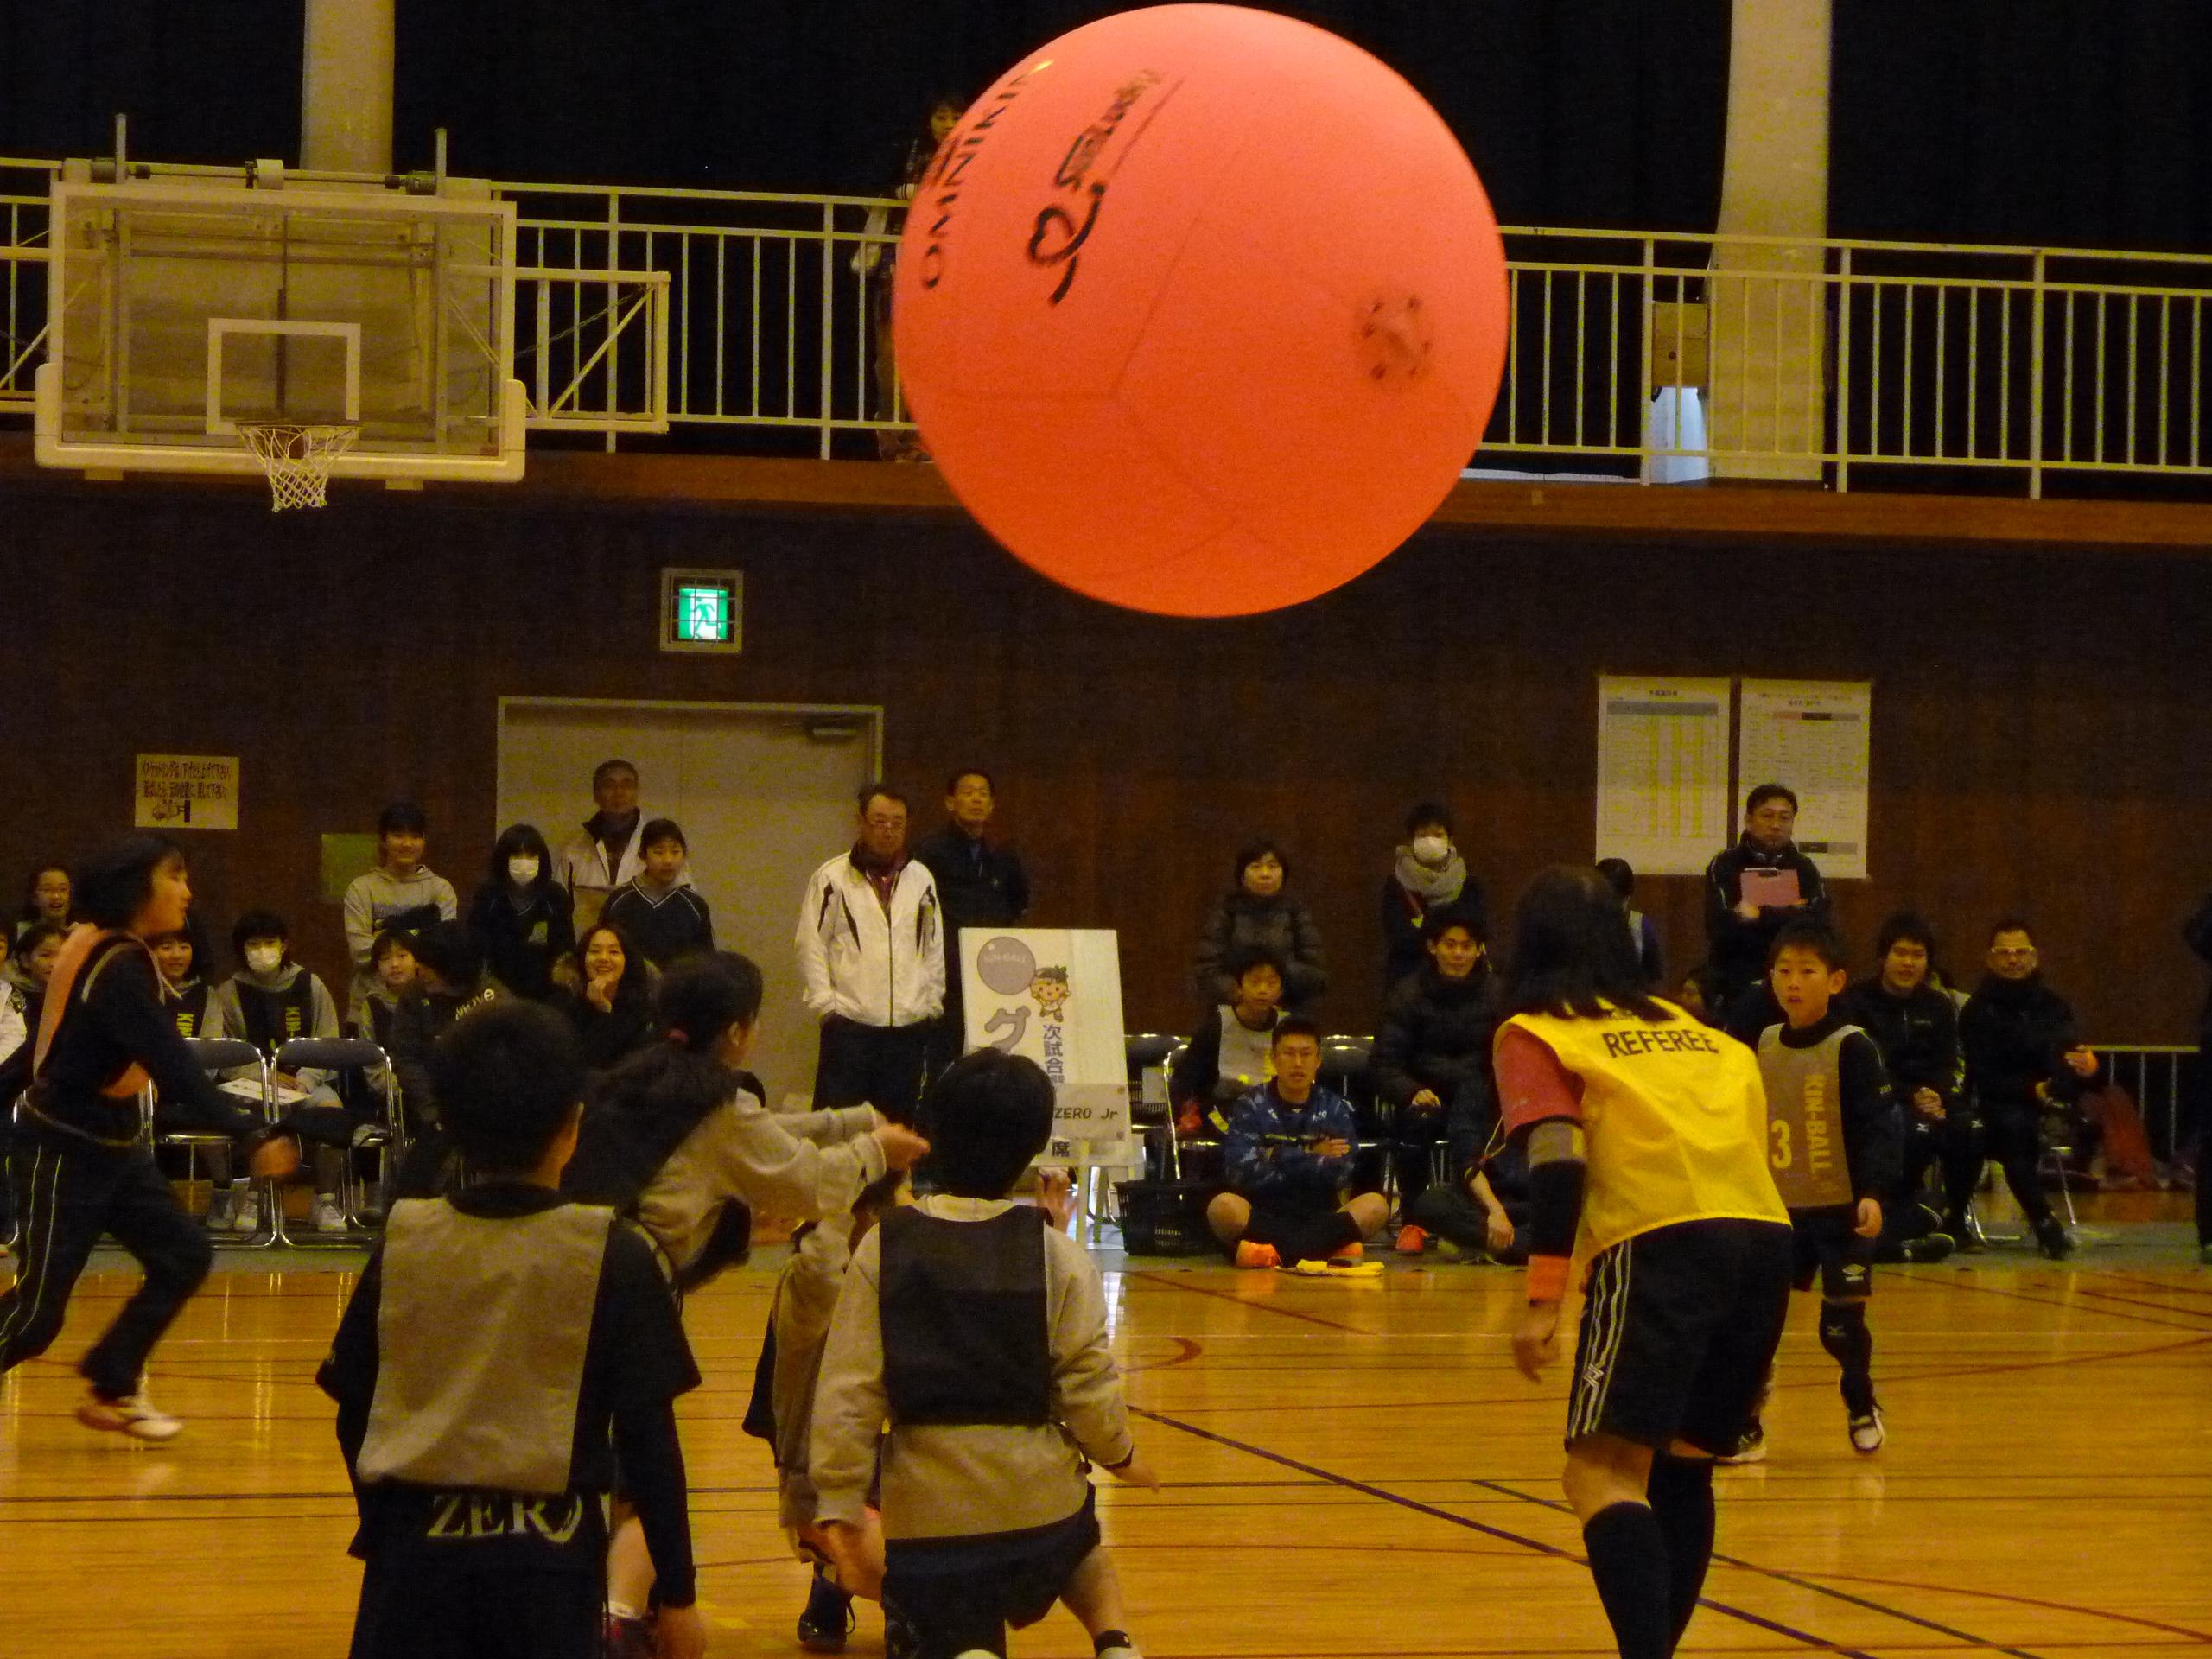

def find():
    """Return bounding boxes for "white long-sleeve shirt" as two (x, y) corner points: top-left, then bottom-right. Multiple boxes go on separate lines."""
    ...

(793, 854), (944, 1028)
(810, 1195), (1134, 1540)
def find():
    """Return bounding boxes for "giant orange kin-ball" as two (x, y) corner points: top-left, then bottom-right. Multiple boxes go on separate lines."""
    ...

(892, 4), (1509, 619)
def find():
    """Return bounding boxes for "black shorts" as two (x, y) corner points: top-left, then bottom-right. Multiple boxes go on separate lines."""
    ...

(1790, 1208), (1876, 1300)
(883, 1489), (1101, 1659)
(1567, 1218), (1792, 1456)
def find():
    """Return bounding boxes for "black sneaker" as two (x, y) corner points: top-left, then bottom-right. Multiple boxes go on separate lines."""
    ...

(2035, 1217), (2075, 1261)
(1900, 1231), (1956, 1264)
(798, 1565), (855, 1654)
(1948, 1213), (1988, 1253)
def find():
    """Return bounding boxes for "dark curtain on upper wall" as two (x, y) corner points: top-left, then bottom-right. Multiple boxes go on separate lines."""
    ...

(374, 1), (1733, 228)
(1833, 0), (2212, 252)
(0, 3), (302, 164)
(3, 3), (1730, 226)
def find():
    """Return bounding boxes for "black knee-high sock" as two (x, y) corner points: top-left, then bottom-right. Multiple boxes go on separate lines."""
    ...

(1581, 1502), (1672, 1659)
(1645, 1457), (1715, 1651)
(1818, 1300), (1875, 1414)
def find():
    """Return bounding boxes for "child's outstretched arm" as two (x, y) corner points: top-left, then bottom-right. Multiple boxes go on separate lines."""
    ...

(706, 1096), (927, 1219)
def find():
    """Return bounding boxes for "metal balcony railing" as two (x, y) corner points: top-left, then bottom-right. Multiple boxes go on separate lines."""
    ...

(9, 158), (2212, 492)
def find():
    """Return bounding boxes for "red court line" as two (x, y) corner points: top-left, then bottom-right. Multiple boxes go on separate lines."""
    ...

(1123, 1269), (1376, 1333)
(1791, 1570), (2212, 1647)
(1889, 1274), (2212, 1332)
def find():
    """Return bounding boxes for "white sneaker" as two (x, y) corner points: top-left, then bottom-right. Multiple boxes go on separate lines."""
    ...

(310, 1195), (349, 1234)
(77, 1385), (183, 1443)
(230, 1187), (261, 1234)
(1848, 1407), (1885, 1454)
(1714, 1425), (1767, 1465)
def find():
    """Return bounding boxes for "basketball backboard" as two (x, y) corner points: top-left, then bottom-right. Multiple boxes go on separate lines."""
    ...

(33, 164), (527, 484)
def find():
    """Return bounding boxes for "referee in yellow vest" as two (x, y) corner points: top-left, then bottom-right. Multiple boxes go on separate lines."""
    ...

(1499, 866), (1791, 1659)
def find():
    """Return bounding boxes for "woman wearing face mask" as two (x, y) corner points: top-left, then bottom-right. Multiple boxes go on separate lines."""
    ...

(1193, 838), (1327, 1010)
(467, 824), (576, 1001)
(1381, 802), (1485, 993)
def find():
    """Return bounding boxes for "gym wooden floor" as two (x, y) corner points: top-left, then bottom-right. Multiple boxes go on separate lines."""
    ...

(4, 1206), (2209, 1658)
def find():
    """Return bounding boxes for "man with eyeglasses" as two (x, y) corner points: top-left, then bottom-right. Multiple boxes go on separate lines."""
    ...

(1958, 917), (2099, 1259)
(1702, 784), (1830, 1014)
(796, 784), (945, 1126)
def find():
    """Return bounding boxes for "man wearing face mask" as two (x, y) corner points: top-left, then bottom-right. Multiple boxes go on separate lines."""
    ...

(1380, 802), (1484, 993)
(207, 911), (357, 1234)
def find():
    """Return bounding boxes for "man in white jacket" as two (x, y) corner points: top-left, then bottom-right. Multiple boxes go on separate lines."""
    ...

(796, 784), (944, 1125)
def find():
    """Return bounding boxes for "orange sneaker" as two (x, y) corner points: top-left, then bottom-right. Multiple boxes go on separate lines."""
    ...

(1330, 1240), (1365, 1263)
(1394, 1224), (1428, 1256)
(1234, 1240), (1281, 1269)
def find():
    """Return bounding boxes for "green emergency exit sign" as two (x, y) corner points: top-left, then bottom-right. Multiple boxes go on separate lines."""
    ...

(661, 569), (743, 654)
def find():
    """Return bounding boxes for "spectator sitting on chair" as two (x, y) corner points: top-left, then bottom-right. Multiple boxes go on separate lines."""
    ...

(1168, 945), (1286, 1141)
(603, 819), (715, 969)
(1959, 918), (2099, 1261)
(353, 929), (416, 1052)
(1702, 784), (1828, 1012)
(0, 921), (67, 1119)
(149, 917), (217, 1039)
(1405, 1079), (1528, 1265)
(1194, 839), (1326, 1010)
(342, 801), (459, 1019)
(0, 925), (27, 1237)
(16, 861), (71, 940)
(1370, 902), (1501, 1250)
(207, 909), (357, 1236)
(1596, 858), (1664, 988)
(467, 823), (575, 1001)
(912, 767), (1031, 1079)
(555, 921), (659, 1073)
(1207, 1018), (1389, 1268)
(1839, 912), (1965, 1262)
(797, 785), (944, 1126)
(1380, 801), (1484, 992)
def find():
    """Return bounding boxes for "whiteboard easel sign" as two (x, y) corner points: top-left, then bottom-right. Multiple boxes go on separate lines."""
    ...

(960, 928), (1133, 1166)
(135, 755), (239, 830)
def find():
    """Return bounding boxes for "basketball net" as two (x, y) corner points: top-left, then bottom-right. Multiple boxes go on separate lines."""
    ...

(237, 422), (359, 511)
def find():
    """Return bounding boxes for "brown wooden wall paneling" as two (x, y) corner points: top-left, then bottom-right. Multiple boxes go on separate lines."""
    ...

(1, 475), (2207, 1052)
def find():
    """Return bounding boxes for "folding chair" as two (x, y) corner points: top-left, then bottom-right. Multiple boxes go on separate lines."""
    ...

(1320, 1034), (1392, 1201)
(161, 1038), (278, 1249)
(1125, 1032), (1178, 1179)
(269, 1037), (397, 1245)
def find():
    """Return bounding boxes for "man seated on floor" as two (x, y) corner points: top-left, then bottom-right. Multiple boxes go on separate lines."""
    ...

(1206, 1017), (1389, 1269)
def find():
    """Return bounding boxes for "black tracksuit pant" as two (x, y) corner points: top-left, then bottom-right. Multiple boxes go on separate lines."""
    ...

(814, 1015), (931, 1126)
(0, 1123), (213, 1398)
(1968, 1104), (2054, 1231)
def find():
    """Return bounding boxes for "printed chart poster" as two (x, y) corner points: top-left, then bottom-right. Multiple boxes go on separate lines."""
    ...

(961, 928), (1134, 1166)
(1737, 680), (1872, 880)
(135, 754), (240, 830)
(1595, 677), (1733, 875)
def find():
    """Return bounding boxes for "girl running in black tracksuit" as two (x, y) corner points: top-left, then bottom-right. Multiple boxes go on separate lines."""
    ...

(0, 836), (299, 1440)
